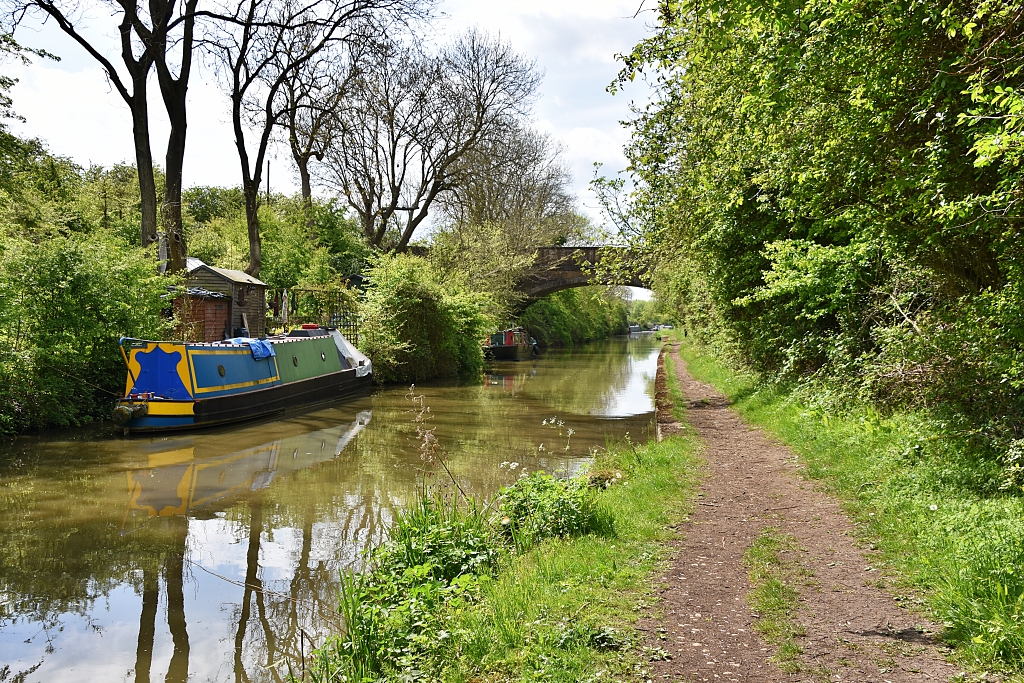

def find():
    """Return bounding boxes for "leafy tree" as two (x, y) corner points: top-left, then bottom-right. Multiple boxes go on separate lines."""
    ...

(609, 0), (1024, 474)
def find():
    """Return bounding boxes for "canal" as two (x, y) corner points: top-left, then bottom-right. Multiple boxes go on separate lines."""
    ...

(0, 336), (659, 682)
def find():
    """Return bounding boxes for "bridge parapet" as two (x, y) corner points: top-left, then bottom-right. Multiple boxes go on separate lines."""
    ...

(516, 246), (647, 305)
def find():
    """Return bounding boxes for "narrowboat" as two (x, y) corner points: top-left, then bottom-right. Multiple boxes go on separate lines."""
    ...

(484, 328), (539, 361)
(112, 325), (372, 433)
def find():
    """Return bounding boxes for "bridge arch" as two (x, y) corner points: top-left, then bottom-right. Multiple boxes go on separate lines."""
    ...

(514, 246), (647, 307)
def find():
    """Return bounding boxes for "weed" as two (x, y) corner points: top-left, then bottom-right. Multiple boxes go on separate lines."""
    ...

(498, 471), (612, 549)
(743, 529), (805, 672)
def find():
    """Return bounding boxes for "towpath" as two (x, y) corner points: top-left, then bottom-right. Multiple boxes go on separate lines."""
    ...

(643, 343), (958, 682)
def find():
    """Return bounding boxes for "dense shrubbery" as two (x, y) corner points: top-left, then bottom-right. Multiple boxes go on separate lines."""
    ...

(498, 471), (608, 546)
(0, 235), (170, 434)
(614, 0), (1024, 475)
(0, 132), (172, 435)
(358, 253), (493, 383)
(520, 286), (628, 347)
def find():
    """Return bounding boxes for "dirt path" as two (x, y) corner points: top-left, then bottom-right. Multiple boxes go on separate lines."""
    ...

(642, 344), (958, 683)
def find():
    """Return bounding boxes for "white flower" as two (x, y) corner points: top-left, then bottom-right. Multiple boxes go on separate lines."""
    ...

(929, 504), (938, 511)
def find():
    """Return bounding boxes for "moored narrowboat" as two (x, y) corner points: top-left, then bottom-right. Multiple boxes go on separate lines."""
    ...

(484, 328), (539, 361)
(112, 325), (372, 433)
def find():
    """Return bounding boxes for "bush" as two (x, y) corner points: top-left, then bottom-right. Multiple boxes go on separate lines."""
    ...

(0, 232), (171, 434)
(310, 471), (615, 681)
(358, 253), (493, 382)
(498, 471), (608, 548)
(313, 493), (495, 681)
(520, 286), (628, 347)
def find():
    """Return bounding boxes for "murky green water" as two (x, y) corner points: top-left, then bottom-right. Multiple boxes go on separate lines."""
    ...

(0, 336), (660, 682)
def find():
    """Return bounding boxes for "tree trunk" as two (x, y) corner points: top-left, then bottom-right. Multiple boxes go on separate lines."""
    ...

(244, 182), (262, 278)
(150, 0), (197, 274)
(163, 115), (188, 273)
(297, 156), (312, 208)
(130, 73), (159, 246)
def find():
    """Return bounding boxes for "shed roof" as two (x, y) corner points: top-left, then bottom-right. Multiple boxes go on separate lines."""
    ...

(186, 258), (267, 287)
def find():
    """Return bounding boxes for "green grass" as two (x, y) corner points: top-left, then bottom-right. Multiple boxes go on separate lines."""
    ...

(743, 529), (805, 672)
(677, 340), (1024, 680)
(661, 345), (687, 424)
(309, 431), (703, 682)
(442, 437), (701, 681)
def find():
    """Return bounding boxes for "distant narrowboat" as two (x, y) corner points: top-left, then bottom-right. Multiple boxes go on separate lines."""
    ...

(112, 325), (372, 433)
(485, 328), (539, 361)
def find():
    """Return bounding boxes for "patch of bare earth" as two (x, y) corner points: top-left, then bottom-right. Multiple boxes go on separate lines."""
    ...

(639, 343), (957, 683)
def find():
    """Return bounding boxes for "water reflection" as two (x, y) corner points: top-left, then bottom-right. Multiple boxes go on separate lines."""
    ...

(0, 336), (659, 682)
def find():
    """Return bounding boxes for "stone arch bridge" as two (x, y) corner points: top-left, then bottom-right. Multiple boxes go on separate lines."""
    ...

(515, 246), (648, 307)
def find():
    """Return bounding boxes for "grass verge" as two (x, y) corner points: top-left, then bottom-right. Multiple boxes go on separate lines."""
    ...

(676, 340), (1024, 680)
(743, 529), (804, 673)
(661, 346), (687, 424)
(308, 435), (702, 682)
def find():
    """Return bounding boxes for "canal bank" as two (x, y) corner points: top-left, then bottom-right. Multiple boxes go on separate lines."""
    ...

(0, 337), (660, 683)
(306, 341), (703, 682)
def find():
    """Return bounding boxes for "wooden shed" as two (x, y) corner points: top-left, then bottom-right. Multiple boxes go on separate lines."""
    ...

(174, 287), (231, 342)
(183, 258), (268, 339)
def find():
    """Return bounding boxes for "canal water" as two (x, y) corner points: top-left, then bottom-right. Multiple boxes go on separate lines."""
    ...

(0, 336), (660, 682)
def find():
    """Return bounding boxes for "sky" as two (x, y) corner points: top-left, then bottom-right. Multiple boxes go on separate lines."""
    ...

(5, 0), (654, 222)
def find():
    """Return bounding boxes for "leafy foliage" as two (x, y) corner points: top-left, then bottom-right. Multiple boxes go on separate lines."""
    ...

(0, 234), (171, 434)
(520, 287), (628, 347)
(613, 0), (1024, 469)
(183, 191), (367, 288)
(358, 253), (493, 383)
(498, 471), (609, 548)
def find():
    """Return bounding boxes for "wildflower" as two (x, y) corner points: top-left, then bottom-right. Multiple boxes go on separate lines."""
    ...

(567, 428), (575, 436)
(509, 461), (519, 470)
(500, 516), (511, 526)
(538, 443), (545, 452)
(929, 504), (938, 511)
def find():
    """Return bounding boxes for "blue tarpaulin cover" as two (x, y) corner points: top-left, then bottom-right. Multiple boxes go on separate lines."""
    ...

(227, 337), (277, 360)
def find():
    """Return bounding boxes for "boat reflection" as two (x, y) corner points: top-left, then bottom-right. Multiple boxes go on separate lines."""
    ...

(122, 412), (370, 683)
(125, 412), (371, 520)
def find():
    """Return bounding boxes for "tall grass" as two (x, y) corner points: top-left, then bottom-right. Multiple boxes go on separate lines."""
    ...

(678, 340), (1024, 675)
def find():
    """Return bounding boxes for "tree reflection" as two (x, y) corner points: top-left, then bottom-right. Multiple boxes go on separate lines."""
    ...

(0, 339), (659, 681)
(134, 567), (158, 683)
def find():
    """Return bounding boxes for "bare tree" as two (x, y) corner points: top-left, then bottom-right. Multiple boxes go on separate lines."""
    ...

(278, 22), (366, 210)
(207, 0), (424, 276)
(8, 0), (159, 246)
(9, 0), (197, 271)
(321, 29), (540, 251)
(145, 0), (198, 272)
(438, 122), (584, 247)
